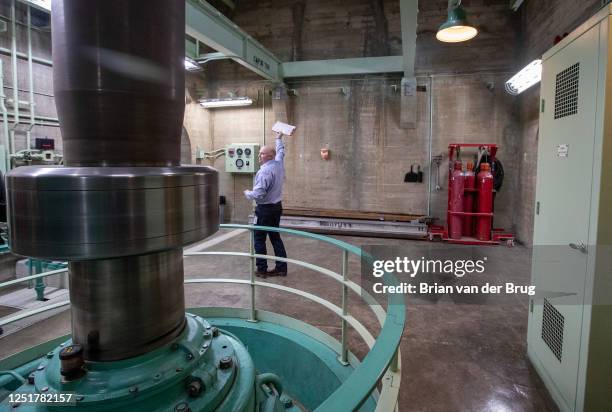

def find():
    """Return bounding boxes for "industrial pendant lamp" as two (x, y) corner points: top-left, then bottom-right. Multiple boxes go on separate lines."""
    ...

(436, 0), (478, 43)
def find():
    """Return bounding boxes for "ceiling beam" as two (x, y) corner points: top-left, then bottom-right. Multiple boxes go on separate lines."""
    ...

(282, 56), (403, 78)
(398, 0), (419, 129)
(400, 0), (418, 77)
(186, 0), (282, 82)
(15, 0), (283, 83)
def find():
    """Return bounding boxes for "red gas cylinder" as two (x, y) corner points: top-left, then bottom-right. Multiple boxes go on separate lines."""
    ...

(449, 161), (464, 239)
(476, 163), (494, 241)
(462, 161), (475, 237)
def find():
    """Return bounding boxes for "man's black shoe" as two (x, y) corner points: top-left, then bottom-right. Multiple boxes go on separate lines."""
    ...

(255, 270), (268, 278)
(268, 268), (287, 277)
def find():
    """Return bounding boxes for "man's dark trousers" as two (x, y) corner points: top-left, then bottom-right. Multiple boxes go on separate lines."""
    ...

(254, 202), (287, 273)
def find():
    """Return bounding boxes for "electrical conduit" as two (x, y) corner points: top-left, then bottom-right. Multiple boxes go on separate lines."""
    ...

(0, 61), (11, 172)
(10, 0), (19, 155)
(26, 5), (35, 150)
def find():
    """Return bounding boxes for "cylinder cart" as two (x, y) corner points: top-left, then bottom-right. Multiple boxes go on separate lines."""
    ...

(429, 143), (515, 246)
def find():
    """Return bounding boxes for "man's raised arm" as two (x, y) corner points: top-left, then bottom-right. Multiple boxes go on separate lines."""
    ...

(275, 133), (285, 162)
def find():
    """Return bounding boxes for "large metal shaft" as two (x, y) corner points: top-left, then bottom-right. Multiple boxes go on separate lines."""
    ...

(52, 0), (185, 167)
(18, 0), (218, 361)
(69, 249), (185, 361)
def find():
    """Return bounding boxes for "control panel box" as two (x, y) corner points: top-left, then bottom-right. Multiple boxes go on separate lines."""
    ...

(225, 144), (260, 174)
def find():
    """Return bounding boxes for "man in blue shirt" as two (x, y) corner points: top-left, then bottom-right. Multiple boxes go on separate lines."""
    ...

(244, 132), (288, 277)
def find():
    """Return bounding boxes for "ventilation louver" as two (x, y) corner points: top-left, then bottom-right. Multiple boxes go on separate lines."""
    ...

(541, 298), (564, 362)
(554, 63), (580, 119)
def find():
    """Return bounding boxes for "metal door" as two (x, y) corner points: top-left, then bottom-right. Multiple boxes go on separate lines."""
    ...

(529, 24), (599, 412)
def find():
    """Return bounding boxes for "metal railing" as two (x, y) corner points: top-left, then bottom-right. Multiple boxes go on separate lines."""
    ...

(0, 224), (406, 411)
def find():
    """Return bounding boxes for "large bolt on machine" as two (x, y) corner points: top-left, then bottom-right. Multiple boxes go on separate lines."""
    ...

(1, 0), (289, 410)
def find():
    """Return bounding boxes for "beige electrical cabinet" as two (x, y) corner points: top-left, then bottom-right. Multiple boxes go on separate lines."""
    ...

(225, 144), (260, 174)
(528, 5), (612, 412)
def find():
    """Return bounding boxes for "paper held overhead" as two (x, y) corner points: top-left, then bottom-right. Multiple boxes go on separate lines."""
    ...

(272, 121), (296, 136)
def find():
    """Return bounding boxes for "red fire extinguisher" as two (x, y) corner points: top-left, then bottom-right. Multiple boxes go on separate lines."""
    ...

(476, 162), (493, 241)
(449, 161), (464, 239)
(462, 161), (475, 237)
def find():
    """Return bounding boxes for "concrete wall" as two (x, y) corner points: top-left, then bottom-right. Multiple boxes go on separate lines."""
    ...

(198, 0), (522, 230)
(0, 2), (59, 161)
(513, 0), (602, 245)
(5, 0), (595, 245)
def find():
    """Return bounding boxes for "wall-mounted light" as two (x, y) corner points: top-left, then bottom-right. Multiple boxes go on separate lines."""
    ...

(199, 97), (253, 109)
(184, 57), (202, 72)
(505, 60), (542, 95)
(436, 0), (478, 43)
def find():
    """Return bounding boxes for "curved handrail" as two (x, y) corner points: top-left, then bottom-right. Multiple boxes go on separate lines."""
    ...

(0, 224), (405, 411)
(0, 267), (68, 290)
(185, 278), (376, 347)
(215, 224), (406, 411)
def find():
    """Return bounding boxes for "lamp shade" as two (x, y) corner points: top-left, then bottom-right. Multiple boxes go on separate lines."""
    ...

(436, 4), (478, 43)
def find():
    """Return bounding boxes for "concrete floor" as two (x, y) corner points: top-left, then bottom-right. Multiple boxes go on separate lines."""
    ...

(0, 230), (557, 411)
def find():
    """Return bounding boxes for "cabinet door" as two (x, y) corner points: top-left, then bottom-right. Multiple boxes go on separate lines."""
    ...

(528, 24), (599, 412)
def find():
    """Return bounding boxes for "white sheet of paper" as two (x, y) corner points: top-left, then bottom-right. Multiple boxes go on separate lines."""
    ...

(272, 121), (296, 136)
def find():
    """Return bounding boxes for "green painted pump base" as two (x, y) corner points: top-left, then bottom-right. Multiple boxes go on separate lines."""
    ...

(2, 314), (291, 411)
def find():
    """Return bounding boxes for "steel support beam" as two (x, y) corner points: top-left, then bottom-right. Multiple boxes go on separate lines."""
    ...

(400, 0), (418, 77)
(399, 0), (419, 129)
(16, 0), (282, 82)
(281, 56), (403, 78)
(19, 0), (421, 83)
(186, 0), (282, 82)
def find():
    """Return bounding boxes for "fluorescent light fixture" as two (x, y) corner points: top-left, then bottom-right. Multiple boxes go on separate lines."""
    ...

(184, 58), (202, 72)
(505, 60), (542, 95)
(199, 97), (253, 109)
(511, 0), (525, 11)
(436, 0), (478, 43)
(22, 0), (51, 12)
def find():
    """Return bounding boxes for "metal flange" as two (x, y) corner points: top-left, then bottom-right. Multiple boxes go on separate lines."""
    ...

(17, 314), (256, 412)
(6, 165), (219, 260)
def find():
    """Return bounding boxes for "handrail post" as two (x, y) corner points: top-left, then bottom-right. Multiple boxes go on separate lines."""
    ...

(390, 348), (399, 373)
(248, 229), (258, 322)
(338, 250), (349, 365)
(34, 260), (45, 301)
(27, 258), (33, 289)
